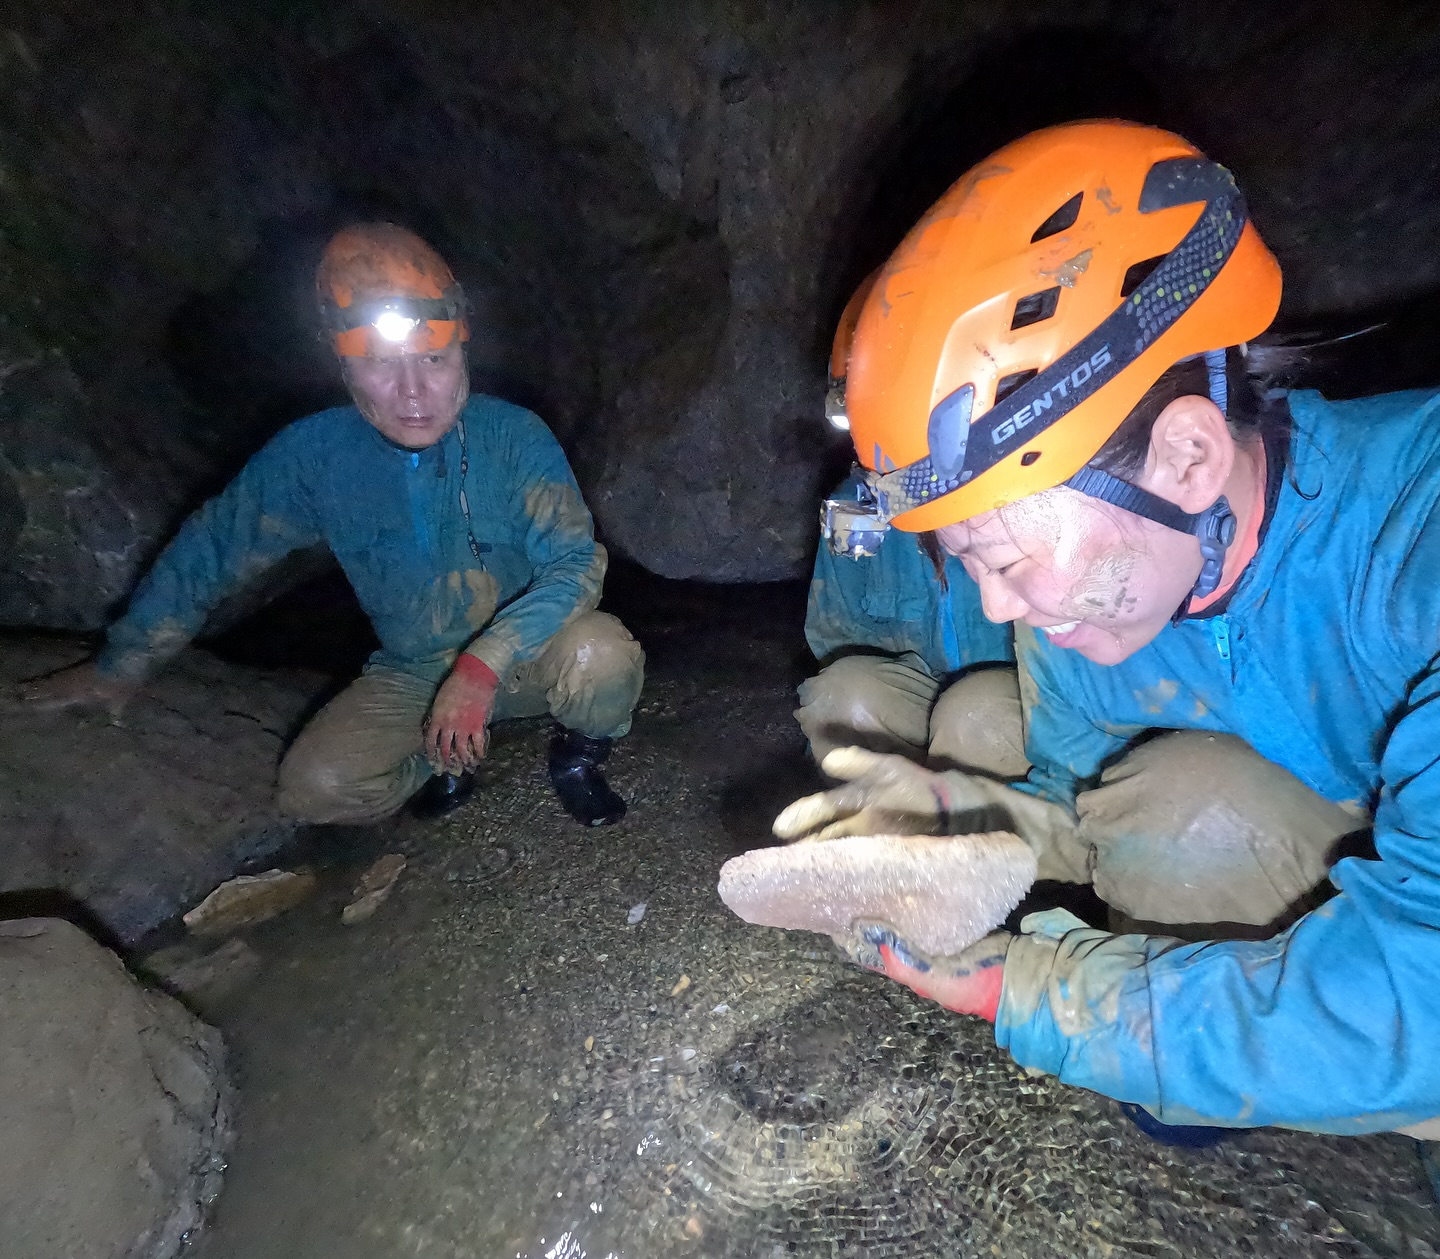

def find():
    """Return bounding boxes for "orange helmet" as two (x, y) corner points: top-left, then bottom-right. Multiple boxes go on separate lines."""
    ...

(846, 120), (1282, 531)
(317, 223), (469, 358)
(825, 269), (880, 431)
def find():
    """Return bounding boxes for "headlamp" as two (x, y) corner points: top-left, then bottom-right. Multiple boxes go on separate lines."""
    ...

(824, 379), (850, 432)
(374, 310), (420, 343)
(820, 467), (892, 558)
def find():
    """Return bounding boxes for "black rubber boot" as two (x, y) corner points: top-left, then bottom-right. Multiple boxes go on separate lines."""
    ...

(548, 727), (627, 827)
(409, 771), (476, 820)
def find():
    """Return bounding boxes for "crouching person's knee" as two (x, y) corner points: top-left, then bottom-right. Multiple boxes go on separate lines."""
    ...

(547, 612), (645, 738)
(276, 743), (351, 824)
(795, 654), (937, 764)
(927, 667), (1029, 779)
(1078, 730), (1364, 935)
(276, 740), (423, 825)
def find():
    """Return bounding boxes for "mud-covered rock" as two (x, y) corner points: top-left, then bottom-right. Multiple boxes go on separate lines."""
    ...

(0, 636), (327, 944)
(0, 917), (231, 1259)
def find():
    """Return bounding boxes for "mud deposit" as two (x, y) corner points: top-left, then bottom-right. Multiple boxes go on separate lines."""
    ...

(192, 620), (1438, 1259)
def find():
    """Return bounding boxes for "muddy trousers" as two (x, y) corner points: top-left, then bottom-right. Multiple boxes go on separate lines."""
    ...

(276, 611), (645, 825)
(795, 653), (1031, 779)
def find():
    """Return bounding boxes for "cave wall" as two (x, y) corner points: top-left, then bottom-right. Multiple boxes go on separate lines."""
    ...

(2, 0), (1439, 624)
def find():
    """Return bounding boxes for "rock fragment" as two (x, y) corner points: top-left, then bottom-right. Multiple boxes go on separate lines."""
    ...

(341, 853), (407, 925)
(183, 868), (315, 937)
(142, 937), (263, 1000)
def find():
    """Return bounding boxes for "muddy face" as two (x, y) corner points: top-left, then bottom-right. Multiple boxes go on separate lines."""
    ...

(937, 485), (1201, 665)
(344, 340), (469, 450)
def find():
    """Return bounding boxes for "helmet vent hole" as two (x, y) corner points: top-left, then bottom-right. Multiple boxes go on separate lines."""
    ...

(1020, 451), (1042, 467)
(1010, 288), (1060, 331)
(1121, 255), (1166, 298)
(1030, 193), (1083, 243)
(995, 369), (1038, 403)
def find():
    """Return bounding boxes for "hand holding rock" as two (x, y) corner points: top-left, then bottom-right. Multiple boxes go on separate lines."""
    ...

(849, 923), (1011, 1022)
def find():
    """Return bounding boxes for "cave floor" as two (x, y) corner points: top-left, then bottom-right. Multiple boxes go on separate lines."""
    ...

(188, 614), (1440, 1259)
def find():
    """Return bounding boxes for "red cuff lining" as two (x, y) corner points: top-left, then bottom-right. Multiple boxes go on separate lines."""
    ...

(454, 653), (499, 687)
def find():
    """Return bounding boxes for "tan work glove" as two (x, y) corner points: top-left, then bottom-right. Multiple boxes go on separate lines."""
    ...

(774, 746), (1090, 884)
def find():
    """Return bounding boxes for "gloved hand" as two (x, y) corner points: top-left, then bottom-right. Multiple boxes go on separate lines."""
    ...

(3, 659), (137, 720)
(774, 746), (1089, 884)
(424, 654), (500, 775)
(845, 921), (1011, 1022)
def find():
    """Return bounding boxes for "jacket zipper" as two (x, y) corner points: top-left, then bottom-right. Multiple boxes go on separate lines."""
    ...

(1211, 616), (1231, 662)
(407, 451), (432, 559)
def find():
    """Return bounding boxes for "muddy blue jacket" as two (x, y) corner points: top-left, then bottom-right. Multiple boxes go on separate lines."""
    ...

(806, 502), (1013, 675)
(995, 387), (1440, 1133)
(98, 397), (604, 685)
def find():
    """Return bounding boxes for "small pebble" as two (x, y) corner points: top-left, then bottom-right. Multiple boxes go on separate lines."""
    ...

(670, 974), (690, 997)
(627, 902), (647, 925)
(680, 1047), (696, 1061)
(584, 1035), (594, 1053)
(711, 1002), (730, 1014)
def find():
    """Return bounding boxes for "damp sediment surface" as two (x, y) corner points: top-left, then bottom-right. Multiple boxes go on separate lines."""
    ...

(192, 610), (1440, 1259)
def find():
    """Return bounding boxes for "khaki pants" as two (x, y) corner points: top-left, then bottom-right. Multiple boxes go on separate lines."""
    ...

(795, 653), (1030, 779)
(276, 611), (644, 825)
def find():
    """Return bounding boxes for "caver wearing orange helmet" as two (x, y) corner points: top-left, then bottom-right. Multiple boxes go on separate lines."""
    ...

(765, 121), (1440, 1142)
(318, 222), (470, 360)
(14, 223), (644, 829)
(797, 270), (1020, 782)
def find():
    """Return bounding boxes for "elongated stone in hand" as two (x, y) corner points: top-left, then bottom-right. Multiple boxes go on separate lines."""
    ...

(718, 832), (1036, 956)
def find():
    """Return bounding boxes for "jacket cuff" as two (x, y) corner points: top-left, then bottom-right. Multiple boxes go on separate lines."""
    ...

(463, 632), (519, 684)
(994, 909), (1164, 1108)
(453, 653), (499, 688)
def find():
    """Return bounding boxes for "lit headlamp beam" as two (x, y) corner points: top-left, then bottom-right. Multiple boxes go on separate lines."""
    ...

(374, 311), (420, 343)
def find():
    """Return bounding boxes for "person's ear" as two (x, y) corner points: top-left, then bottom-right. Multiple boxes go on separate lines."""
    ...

(1137, 394), (1235, 512)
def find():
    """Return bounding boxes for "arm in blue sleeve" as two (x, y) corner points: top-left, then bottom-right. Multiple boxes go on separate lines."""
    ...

(1013, 624), (1130, 811)
(996, 657), (1440, 1134)
(97, 426), (321, 680)
(804, 540), (880, 662)
(464, 412), (602, 680)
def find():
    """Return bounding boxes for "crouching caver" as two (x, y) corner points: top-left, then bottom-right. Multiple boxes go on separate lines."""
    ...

(14, 224), (644, 827)
(802, 483), (1020, 776)
(776, 122), (1440, 1141)
(799, 275), (1017, 778)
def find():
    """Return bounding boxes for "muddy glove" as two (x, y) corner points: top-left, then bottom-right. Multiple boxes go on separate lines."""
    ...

(774, 746), (1090, 884)
(424, 654), (500, 775)
(843, 921), (1011, 1022)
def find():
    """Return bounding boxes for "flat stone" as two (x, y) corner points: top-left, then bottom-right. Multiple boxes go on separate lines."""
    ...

(184, 869), (316, 938)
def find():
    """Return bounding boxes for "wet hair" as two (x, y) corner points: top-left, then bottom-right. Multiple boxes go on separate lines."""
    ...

(918, 530), (949, 588)
(1087, 344), (1303, 479)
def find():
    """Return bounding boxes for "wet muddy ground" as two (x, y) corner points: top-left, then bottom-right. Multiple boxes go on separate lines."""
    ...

(185, 599), (1439, 1259)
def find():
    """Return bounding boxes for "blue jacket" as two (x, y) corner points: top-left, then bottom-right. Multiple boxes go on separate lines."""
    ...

(996, 387), (1440, 1133)
(98, 397), (604, 685)
(805, 504), (1013, 675)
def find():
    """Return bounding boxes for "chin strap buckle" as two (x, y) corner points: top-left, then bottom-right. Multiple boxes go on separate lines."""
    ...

(1190, 495), (1237, 601)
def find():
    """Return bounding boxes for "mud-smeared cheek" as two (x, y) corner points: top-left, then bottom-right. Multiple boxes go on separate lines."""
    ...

(1059, 545), (1141, 622)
